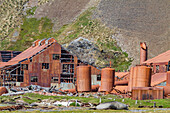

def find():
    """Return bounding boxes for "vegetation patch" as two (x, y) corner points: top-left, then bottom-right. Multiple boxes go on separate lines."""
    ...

(26, 6), (37, 16)
(55, 8), (132, 71)
(1, 6), (132, 71)
(7, 17), (53, 51)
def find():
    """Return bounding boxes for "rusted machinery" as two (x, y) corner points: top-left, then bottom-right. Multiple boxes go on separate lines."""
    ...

(100, 68), (115, 92)
(128, 66), (151, 92)
(76, 66), (91, 92)
(140, 42), (147, 64)
(132, 87), (163, 100)
(0, 87), (8, 96)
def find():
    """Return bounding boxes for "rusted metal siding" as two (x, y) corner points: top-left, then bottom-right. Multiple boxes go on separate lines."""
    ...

(163, 86), (170, 96)
(128, 66), (151, 92)
(128, 67), (134, 92)
(167, 71), (170, 86)
(19, 38), (100, 87)
(76, 66), (91, 92)
(91, 66), (101, 75)
(100, 68), (115, 92)
(21, 41), (62, 87)
(140, 42), (147, 65)
(132, 87), (163, 100)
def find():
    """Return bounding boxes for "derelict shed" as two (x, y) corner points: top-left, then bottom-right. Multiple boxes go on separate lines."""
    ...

(0, 51), (21, 62)
(0, 38), (101, 88)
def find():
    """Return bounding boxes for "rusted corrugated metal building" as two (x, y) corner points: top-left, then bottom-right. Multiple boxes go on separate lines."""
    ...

(0, 51), (21, 62)
(0, 38), (100, 88)
(130, 49), (170, 100)
(142, 50), (170, 87)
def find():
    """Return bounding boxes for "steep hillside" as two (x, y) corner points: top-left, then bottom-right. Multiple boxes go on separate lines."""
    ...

(34, 0), (91, 31)
(93, 0), (170, 65)
(0, 0), (169, 70)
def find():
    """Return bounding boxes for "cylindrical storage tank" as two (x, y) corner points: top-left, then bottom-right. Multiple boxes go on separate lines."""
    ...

(163, 86), (170, 96)
(0, 87), (8, 96)
(140, 42), (147, 64)
(100, 68), (115, 92)
(135, 66), (151, 87)
(167, 71), (170, 86)
(128, 67), (134, 92)
(76, 66), (91, 92)
(128, 66), (151, 92)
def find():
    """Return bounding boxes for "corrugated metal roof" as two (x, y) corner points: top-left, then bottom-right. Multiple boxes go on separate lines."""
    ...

(143, 50), (170, 64)
(0, 62), (6, 67)
(0, 61), (18, 68)
(110, 86), (128, 94)
(115, 80), (128, 85)
(151, 73), (167, 86)
(0, 39), (55, 68)
(115, 72), (129, 78)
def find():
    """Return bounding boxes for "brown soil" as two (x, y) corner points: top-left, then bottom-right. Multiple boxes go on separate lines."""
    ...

(34, 0), (90, 31)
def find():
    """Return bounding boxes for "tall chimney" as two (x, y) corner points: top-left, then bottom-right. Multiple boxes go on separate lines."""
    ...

(140, 42), (147, 65)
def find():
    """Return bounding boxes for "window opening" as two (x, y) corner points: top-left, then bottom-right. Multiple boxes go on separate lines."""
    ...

(53, 54), (60, 60)
(31, 76), (38, 82)
(42, 63), (49, 69)
(97, 74), (101, 81)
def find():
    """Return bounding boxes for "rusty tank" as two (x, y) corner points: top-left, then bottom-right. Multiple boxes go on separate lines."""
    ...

(128, 66), (151, 92)
(0, 87), (8, 96)
(76, 66), (91, 92)
(163, 86), (170, 96)
(167, 71), (170, 86)
(128, 67), (134, 92)
(100, 68), (115, 92)
(140, 42), (147, 64)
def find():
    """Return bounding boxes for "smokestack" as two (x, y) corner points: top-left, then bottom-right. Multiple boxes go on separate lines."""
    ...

(140, 42), (147, 65)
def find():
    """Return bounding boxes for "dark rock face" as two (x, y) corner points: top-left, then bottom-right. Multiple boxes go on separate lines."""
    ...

(66, 37), (102, 66)
(93, 0), (170, 65)
(96, 101), (128, 110)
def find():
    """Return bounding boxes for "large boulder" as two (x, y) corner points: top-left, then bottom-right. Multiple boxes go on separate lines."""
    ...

(96, 101), (128, 110)
(65, 37), (102, 65)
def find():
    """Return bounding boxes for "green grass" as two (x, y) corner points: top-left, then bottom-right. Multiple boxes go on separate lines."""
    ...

(1, 93), (169, 108)
(1, 110), (170, 113)
(7, 17), (54, 51)
(0, 93), (170, 112)
(26, 6), (37, 16)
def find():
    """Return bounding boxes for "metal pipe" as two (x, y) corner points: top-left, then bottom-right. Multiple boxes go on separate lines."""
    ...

(167, 61), (170, 71)
(8, 66), (20, 74)
(140, 42), (147, 64)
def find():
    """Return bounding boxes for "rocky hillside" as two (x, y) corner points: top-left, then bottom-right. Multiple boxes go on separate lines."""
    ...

(0, 0), (169, 70)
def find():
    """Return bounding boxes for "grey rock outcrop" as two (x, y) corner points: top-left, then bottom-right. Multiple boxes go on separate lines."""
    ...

(66, 37), (102, 66)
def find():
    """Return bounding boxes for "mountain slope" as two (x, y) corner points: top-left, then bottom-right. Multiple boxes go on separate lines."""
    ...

(93, 0), (170, 65)
(0, 0), (169, 69)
